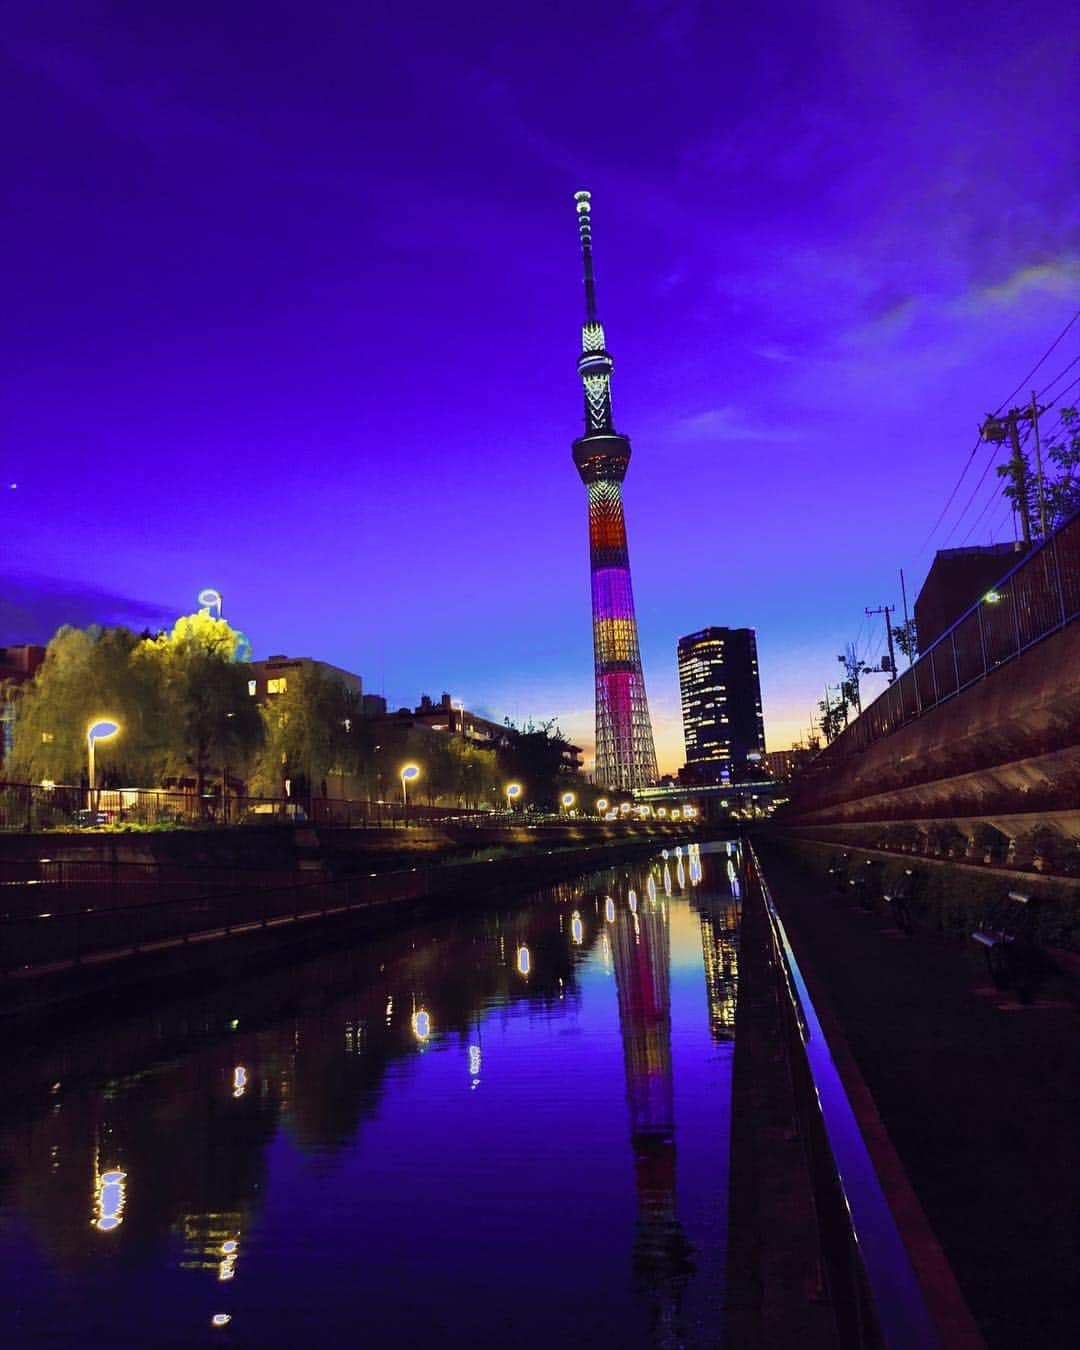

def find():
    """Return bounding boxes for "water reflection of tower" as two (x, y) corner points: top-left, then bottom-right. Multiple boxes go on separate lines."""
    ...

(694, 846), (742, 1041)
(610, 882), (694, 1346)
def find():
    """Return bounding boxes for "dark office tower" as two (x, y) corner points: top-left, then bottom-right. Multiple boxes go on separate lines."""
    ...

(571, 191), (658, 791)
(678, 627), (766, 783)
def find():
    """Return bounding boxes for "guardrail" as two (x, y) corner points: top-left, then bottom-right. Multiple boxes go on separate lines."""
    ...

(746, 841), (941, 1349)
(0, 783), (593, 832)
(817, 507), (1079, 764)
(0, 837), (683, 982)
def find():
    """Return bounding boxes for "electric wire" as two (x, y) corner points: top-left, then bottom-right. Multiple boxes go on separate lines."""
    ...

(992, 306), (1080, 413)
(959, 470), (1010, 545)
(1036, 352), (1080, 399)
(941, 427), (1029, 548)
(918, 307), (1080, 555)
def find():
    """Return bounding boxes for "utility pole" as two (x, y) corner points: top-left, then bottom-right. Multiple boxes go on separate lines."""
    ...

(865, 604), (897, 683)
(981, 408), (1034, 544)
(900, 568), (913, 666)
(1030, 390), (1047, 538)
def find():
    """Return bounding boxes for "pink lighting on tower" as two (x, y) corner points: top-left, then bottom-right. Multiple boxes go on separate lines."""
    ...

(571, 191), (658, 791)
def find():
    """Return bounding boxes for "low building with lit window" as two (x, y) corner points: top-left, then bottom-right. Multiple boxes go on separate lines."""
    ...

(677, 627), (766, 784)
(245, 655), (362, 705)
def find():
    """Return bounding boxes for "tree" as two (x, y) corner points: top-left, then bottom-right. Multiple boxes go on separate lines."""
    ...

(995, 406), (1080, 540)
(137, 613), (262, 794)
(250, 665), (362, 799)
(7, 624), (163, 785)
(893, 618), (918, 663)
(499, 719), (580, 811)
(1042, 407), (1080, 530)
(816, 694), (848, 745)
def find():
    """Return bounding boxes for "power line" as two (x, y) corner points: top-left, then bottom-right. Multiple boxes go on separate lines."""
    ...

(959, 469), (1009, 545)
(1045, 371), (1080, 411)
(1037, 352), (1080, 398)
(942, 430), (1026, 548)
(992, 306), (1080, 414)
(918, 308), (1080, 555)
(916, 433), (983, 555)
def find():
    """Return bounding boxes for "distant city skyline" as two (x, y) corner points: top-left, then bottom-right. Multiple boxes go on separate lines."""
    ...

(2, 1), (1077, 773)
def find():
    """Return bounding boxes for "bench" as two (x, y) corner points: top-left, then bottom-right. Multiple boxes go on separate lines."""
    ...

(826, 853), (850, 895)
(847, 858), (880, 911)
(972, 891), (1041, 1002)
(883, 868), (918, 935)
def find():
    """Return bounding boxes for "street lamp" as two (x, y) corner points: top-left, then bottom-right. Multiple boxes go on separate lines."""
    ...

(595, 797), (609, 815)
(561, 791), (576, 814)
(87, 719), (120, 804)
(400, 763), (420, 806)
(619, 802), (631, 815)
(505, 782), (522, 813)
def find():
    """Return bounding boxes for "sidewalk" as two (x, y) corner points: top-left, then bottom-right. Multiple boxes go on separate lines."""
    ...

(756, 838), (1079, 1350)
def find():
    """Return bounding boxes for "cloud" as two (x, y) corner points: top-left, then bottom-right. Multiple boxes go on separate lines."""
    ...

(963, 259), (1080, 313)
(671, 406), (800, 443)
(0, 576), (179, 646)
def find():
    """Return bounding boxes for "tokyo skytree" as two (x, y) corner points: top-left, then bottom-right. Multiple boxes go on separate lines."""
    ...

(571, 191), (658, 790)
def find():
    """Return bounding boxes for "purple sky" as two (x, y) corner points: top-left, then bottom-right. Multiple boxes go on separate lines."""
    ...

(3, 1), (1078, 771)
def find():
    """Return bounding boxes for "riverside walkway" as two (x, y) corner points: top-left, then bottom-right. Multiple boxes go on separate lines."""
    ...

(755, 838), (1079, 1350)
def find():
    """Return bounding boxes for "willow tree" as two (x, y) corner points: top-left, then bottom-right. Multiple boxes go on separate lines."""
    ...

(136, 613), (262, 793)
(7, 624), (163, 785)
(250, 665), (362, 799)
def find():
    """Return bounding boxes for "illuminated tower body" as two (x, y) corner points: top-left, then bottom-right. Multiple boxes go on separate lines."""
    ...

(572, 192), (658, 791)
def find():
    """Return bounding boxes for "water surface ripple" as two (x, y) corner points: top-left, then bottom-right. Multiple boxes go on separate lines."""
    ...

(0, 841), (742, 1348)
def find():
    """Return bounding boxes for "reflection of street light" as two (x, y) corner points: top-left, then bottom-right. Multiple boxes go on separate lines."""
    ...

(94, 1168), (127, 1232)
(87, 719), (120, 795)
(400, 763), (420, 806)
(505, 782), (522, 812)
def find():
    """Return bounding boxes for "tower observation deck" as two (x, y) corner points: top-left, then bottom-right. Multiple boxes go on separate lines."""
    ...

(571, 191), (658, 790)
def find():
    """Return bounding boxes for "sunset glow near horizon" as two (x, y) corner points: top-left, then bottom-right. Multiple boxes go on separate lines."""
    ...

(2, 2), (1077, 773)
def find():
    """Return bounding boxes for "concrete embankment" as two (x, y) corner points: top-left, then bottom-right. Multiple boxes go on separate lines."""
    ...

(753, 834), (1077, 1349)
(0, 826), (694, 1017)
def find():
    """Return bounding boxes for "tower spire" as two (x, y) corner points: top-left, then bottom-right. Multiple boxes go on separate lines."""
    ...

(574, 189), (598, 324)
(569, 191), (658, 792)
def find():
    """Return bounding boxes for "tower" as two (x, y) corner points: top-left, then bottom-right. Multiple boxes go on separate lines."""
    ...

(572, 191), (658, 790)
(677, 627), (766, 784)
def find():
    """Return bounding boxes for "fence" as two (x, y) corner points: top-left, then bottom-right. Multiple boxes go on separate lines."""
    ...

(747, 842), (940, 1349)
(824, 507), (1080, 763)
(0, 783), (524, 833)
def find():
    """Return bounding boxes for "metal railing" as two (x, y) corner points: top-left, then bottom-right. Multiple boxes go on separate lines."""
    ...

(821, 508), (1079, 763)
(0, 783), (584, 833)
(746, 841), (941, 1349)
(0, 837), (674, 979)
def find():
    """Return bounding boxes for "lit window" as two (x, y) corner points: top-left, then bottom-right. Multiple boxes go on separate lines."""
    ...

(247, 680), (257, 696)
(41, 732), (54, 743)
(267, 677), (288, 695)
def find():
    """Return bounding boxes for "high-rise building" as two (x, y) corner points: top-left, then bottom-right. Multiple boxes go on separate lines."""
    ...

(678, 627), (765, 783)
(571, 191), (658, 791)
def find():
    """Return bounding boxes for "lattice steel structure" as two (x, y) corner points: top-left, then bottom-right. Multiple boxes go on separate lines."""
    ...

(571, 191), (658, 790)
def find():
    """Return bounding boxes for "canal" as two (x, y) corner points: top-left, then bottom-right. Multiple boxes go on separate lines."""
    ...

(0, 841), (742, 1348)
